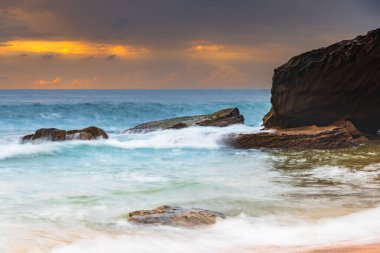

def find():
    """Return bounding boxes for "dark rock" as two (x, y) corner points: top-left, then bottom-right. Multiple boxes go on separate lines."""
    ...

(125, 108), (244, 133)
(167, 122), (189, 129)
(22, 128), (66, 142)
(21, 126), (108, 143)
(128, 205), (225, 227)
(66, 126), (109, 140)
(263, 28), (380, 134)
(227, 120), (368, 149)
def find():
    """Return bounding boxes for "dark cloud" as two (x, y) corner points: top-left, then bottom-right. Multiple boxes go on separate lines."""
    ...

(0, 0), (378, 89)
(42, 54), (56, 60)
(0, 0), (379, 47)
(0, 7), (39, 42)
(109, 18), (129, 31)
(106, 55), (117, 61)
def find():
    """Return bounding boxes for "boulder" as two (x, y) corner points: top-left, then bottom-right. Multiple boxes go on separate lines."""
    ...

(66, 127), (109, 140)
(125, 107), (244, 133)
(227, 120), (368, 149)
(263, 28), (380, 134)
(21, 126), (108, 142)
(128, 205), (225, 227)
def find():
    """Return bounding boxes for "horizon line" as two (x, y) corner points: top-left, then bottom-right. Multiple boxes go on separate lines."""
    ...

(0, 88), (271, 91)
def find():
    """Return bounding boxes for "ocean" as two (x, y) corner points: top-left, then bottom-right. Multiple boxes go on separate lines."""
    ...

(1, 89), (380, 253)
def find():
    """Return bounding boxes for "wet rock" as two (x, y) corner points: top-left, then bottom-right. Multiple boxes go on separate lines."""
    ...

(66, 126), (109, 140)
(21, 126), (108, 142)
(263, 28), (380, 134)
(227, 120), (368, 149)
(128, 205), (225, 227)
(125, 108), (244, 133)
(22, 128), (66, 142)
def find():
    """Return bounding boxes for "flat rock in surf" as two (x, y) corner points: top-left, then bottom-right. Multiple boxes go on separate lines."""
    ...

(226, 120), (368, 149)
(21, 126), (108, 143)
(128, 205), (225, 227)
(124, 107), (244, 133)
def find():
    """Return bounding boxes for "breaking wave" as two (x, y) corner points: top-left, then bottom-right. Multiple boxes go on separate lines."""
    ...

(50, 206), (380, 253)
(0, 125), (260, 160)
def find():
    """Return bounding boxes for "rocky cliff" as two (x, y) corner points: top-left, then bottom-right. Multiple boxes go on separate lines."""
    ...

(263, 28), (380, 134)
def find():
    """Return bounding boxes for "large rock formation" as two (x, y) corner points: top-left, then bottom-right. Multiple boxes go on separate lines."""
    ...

(21, 126), (108, 142)
(128, 205), (225, 227)
(125, 107), (244, 133)
(263, 28), (380, 134)
(227, 120), (368, 149)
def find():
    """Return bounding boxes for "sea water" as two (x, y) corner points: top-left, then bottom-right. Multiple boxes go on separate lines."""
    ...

(1, 90), (380, 253)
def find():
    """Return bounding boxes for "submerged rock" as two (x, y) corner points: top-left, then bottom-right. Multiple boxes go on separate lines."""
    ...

(21, 126), (108, 143)
(125, 107), (244, 133)
(227, 121), (368, 149)
(128, 205), (225, 227)
(263, 28), (380, 134)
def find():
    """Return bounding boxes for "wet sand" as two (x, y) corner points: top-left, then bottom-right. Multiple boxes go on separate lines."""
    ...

(249, 243), (380, 253)
(305, 243), (380, 253)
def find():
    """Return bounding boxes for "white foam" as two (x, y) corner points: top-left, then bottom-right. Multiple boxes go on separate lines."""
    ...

(307, 165), (380, 185)
(50, 206), (380, 253)
(106, 125), (260, 149)
(0, 142), (61, 160)
(0, 125), (261, 160)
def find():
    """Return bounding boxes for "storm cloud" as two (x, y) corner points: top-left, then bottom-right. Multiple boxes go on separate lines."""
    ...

(0, 0), (378, 89)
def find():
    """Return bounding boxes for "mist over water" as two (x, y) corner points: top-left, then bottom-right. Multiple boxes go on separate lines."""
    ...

(1, 90), (380, 253)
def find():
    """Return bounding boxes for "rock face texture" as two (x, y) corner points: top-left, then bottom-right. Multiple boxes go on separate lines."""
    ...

(227, 121), (368, 149)
(263, 28), (380, 134)
(21, 126), (108, 142)
(125, 108), (244, 133)
(128, 205), (225, 227)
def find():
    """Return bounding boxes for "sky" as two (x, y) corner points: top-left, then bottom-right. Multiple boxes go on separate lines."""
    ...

(0, 0), (379, 89)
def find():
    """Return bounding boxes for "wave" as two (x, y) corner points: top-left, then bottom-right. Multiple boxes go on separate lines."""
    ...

(107, 125), (261, 149)
(0, 125), (260, 160)
(306, 165), (380, 184)
(50, 206), (380, 253)
(0, 142), (61, 160)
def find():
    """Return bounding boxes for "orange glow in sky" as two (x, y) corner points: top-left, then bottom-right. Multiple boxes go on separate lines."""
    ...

(0, 40), (150, 58)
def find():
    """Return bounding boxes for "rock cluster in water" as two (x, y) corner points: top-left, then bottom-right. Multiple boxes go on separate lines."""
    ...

(128, 205), (225, 227)
(263, 28), (380, 135)
(125, 107), (244, 133)
(21, 126), (108, 142)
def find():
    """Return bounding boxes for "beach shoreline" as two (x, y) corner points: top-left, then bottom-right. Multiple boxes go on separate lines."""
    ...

(306, 243), (380, 253)
(2, 90), (380, 253)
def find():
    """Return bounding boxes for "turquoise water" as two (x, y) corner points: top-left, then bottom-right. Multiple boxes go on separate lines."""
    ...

(1, 90), (380, 253)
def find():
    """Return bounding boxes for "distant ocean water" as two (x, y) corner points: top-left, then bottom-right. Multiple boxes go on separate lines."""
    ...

(1, 89), (380, 253)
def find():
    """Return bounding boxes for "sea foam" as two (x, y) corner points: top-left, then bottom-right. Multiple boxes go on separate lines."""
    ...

(0, 125), (260, 160)
(50, 205), (380, 253)
(0, 142), (61, 160)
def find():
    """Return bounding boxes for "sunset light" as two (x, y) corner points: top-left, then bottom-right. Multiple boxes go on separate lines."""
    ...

(0, 40), (150, 58)
(0, 1), (379, 253)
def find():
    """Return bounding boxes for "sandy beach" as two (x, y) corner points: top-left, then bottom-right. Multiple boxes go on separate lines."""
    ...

(306, 244), (380, 253)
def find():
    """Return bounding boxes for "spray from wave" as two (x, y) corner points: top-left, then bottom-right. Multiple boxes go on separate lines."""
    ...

(0, 125), (260, 160)
(50, 205), (380, 253)
(108, 125), (261, 149)
(0, 142), (61, 160)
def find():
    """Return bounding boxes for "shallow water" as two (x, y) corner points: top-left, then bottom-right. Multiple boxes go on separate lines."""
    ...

(1, 90), (380, 253)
